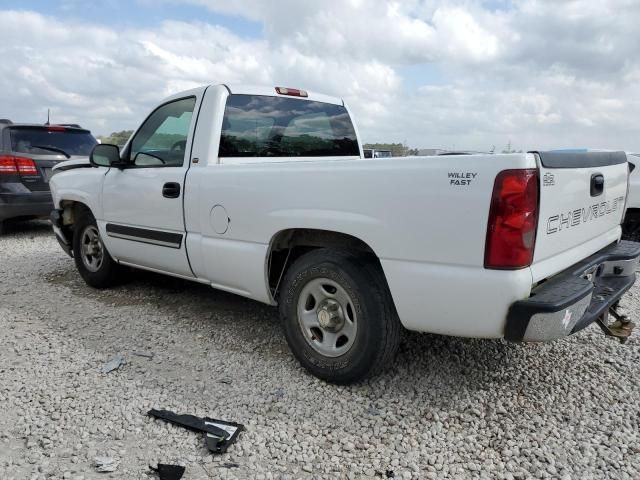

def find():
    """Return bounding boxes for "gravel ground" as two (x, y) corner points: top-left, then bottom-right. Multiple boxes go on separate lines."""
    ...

(1, 220), (639, 480)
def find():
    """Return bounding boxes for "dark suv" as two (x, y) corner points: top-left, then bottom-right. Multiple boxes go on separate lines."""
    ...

(0, 120), (97, 234)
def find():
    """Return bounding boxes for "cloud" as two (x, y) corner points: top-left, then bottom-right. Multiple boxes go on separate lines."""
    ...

(0, 1), (640, 152)
(180, 0), (502, 64)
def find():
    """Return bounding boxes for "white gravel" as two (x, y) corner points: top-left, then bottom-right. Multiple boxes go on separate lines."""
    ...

(0, 220), (639, 479)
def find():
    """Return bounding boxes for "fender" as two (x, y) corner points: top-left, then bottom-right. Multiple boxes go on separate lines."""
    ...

(50, 167), (108, 221)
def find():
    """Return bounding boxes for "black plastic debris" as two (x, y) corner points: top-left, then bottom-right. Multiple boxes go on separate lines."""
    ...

(147, 409), (244, 454)
(150, 464), (185, 480)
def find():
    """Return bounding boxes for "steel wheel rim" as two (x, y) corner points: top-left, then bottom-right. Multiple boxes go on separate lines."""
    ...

(80, 225), (104, 273)
(297, 277), (358, 358)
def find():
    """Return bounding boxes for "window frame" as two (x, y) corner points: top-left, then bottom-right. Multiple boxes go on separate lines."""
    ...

(123, 95), (197, 169)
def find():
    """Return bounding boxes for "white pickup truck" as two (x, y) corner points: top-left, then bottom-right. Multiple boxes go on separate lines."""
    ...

(49, 84), (640, 383)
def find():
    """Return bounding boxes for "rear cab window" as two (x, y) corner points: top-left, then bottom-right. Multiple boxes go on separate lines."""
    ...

(9, 127), (97, 157)
(219, 95), (360, 158)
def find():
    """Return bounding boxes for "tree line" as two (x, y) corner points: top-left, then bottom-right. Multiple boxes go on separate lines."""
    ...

(97, 130), (134, 146)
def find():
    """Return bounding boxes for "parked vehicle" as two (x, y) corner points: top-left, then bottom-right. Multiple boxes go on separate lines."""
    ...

(0, 120), (96, 234)
(363, 148), (392, 158)
(49, 85), (639, 383)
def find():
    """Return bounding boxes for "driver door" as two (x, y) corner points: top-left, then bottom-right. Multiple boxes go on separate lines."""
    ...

(100, 96), (197, 277)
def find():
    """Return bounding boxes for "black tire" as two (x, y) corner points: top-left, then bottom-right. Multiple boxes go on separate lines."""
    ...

(278, 248), (401, 384)
(0, 220), (4, 236)
(622, 221), (640, 242)
(72, 212), (121, 288)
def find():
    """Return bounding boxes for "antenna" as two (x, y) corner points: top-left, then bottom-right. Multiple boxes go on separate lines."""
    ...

(45, 109), (50, 126)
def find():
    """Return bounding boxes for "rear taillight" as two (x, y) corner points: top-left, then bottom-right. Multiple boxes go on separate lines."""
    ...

(0, 155), (38, 175)
(15, 157), (38, 175)
(485, 169), (539, 269)
(0, 156), (17, 174)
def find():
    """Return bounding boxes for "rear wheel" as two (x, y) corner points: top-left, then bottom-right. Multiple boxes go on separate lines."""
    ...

(279, 249), (401, 384)
(72, 213), (121, 288)
(622, 210), (640, 241)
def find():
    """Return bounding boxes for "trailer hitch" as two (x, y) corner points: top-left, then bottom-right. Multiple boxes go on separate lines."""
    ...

(596, 303), (636, 344)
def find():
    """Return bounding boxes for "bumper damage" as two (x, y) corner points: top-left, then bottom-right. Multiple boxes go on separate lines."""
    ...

(506, 240), (640, 342)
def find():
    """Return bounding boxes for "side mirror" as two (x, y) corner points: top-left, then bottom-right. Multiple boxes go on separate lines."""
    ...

(90, 144), (121, 168)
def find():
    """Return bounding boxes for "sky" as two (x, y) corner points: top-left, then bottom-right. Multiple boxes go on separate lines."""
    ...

(0, 0), (639, 152)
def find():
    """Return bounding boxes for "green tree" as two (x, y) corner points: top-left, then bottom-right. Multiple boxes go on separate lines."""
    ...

(98, 130), (134, 146)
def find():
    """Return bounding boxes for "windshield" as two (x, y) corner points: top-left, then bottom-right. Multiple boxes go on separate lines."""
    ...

(10, 128), (97, 156)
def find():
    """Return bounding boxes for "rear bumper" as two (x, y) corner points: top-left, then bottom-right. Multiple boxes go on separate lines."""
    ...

(506, 240), (640, 342)
(0, 191), (53, 221)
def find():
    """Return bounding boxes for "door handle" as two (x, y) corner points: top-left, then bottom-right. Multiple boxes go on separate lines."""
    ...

(162, 182), (181, 199)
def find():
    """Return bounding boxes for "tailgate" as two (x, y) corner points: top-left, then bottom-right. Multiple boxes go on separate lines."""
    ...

(532, 151), (630, 279)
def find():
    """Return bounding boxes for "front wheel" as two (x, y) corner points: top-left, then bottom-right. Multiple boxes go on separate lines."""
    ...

(279, 249), (401, 384)
(72, 213), (121, 288)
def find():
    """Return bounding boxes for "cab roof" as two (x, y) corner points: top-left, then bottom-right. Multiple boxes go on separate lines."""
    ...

(224, 84), (344, 106)
(162, 84), (344, 106)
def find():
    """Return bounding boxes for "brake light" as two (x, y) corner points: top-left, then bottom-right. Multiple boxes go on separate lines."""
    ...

(275, 87), (308, 97)
(47, 125), (66, 132)
(0, 155), (38, 175)
(15, 157), (38, 175)
(0, 156), (18, 174)
(485, 169), (539, 269)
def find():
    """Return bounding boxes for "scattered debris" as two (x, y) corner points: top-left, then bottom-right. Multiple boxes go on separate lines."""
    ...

(150, 464), (185, 480)
(94, 456), (118, 472)
(133, 351), (154, 359)
(147, 409), (244, 454)
(366, 406), (382, 416)
(218, 377), (232, 384)
(99, 354), (125, 374)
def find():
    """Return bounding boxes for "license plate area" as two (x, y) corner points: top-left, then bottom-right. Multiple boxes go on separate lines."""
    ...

(42, 168), (53, 182)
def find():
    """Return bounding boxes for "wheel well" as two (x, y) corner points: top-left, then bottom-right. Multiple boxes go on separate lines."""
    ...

(267, 229), (381, 298)
(60, 200), (92, 228)
(58, 201), (92, 249)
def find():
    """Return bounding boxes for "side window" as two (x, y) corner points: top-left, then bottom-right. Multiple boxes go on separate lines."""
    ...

(129, 97), (196, 167)
(219, 95), (360, 157)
